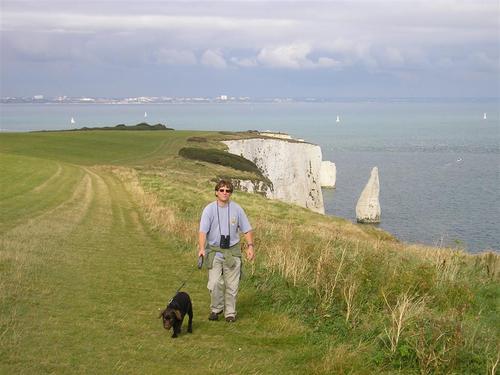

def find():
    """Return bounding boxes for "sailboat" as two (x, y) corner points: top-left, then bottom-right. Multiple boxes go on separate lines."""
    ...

(70, 117), (75, 125)
(483, 112), (487, 120)
(144, 111), (148, 118)
(336, 115), (340, 123)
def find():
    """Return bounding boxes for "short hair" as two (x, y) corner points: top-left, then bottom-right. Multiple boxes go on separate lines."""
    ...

(215, 179), (234, 191)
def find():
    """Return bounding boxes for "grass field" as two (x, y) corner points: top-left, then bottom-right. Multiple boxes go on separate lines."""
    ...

(1, 131), (499, 374)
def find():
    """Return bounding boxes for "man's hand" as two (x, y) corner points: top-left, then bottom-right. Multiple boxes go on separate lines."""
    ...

(246, 246), (255, 262)
(198, 232), (207, 258)
(243, 231), (255, 261)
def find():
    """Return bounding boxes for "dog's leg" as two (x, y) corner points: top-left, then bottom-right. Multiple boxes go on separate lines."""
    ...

(178, 317), (184, 336)
(172, 321), (179, 338)
(187, 302), (193, 333)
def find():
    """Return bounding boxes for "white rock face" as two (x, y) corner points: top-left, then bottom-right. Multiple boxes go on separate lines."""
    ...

(233, 179), (272, 196)
(320, 161), (336, 188)
(223, 138), (325, 214)
(356, 167), (381, 223)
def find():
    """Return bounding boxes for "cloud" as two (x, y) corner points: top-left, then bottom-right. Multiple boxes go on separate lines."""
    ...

(317, 57), (342, 69)
(3, 2), (498, 73)
(257, 44), (313, 69)
(1, 1), (498, 96)
(230, 57), (258, 68)
(2, 31), (90, 62)
(467, 52), (499, 72)
(256, 44), (345, 70)
(155, 49), (197, 65)
(201, 49), (227, 69)
(383, 47), (405, 67)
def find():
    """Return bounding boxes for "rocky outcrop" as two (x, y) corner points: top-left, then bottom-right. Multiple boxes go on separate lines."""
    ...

(231, 179), (273, 197)
(356, 167), (381, 223)
(320, 161), (336, 188)
(223, 138), (325, 214)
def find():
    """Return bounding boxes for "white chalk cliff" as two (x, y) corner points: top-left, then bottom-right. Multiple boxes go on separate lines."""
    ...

(320, 161), (336, 188)
(232, 179), (272, 197)
(223, 138), (326, 214)
(356, 167), (381, 223)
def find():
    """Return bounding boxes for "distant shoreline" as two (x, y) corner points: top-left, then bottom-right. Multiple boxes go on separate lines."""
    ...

(31, 123), (174, 133)
(1, 97), (499, 105)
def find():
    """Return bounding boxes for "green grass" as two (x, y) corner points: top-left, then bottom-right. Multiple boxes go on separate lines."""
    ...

(0, 153), (84, 232)
(1, 131), (499, 374)
(0, 130), (205, 165)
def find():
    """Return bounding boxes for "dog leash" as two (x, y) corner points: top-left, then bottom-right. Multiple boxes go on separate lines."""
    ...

(167, 256), (204, 304)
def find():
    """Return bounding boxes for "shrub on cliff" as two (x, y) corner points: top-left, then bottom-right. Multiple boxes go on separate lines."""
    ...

(178, 147), (263, 176)
(187, 136), (208, 142)
(72, 123), (173, 131)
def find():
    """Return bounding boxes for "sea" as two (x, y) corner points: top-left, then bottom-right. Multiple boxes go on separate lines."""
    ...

(1, 99), (499, 253)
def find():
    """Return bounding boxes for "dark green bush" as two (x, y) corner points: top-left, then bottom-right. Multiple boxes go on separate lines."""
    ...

(187, 136), (208, 142)
(75, 123), (173, 131)
(178, 147), (262, 175)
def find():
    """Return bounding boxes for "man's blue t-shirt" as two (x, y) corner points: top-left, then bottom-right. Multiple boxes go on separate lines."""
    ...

(199, 201), (252, 248)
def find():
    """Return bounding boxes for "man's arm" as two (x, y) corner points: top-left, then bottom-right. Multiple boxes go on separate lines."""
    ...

(198, 232), (207, 257)
(244, 230), (255, 261)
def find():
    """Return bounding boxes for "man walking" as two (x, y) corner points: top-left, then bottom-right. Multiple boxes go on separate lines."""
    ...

(198, 180), (255, 322)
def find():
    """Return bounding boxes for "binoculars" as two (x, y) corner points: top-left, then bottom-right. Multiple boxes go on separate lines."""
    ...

(219, 235), (230, 249)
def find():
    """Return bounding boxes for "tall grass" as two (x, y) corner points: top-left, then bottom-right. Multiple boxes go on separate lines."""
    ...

(133, 164), (500, 374)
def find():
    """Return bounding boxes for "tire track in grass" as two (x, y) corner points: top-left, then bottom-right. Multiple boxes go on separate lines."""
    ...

(2, 164), (313, 374)
(32, 163), (63, 193)
(0, 165), (174, 373)
(0, 168), (93, 369)
(0, 165), (127, 373)
(0, 160), (85, 234)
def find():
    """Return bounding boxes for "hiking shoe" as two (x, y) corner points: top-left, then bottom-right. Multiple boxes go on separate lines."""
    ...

(225, 316), (236, 323)
(208, 311), (222, 321)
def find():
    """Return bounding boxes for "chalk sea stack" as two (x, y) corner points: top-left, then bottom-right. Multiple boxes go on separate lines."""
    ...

(320, 161), (336, 188)
(356, 167), (381, 224)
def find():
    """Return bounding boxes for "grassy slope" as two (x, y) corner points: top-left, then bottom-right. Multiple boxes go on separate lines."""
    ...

(1, 131), (498, 374)
(0, 131), (316, 374)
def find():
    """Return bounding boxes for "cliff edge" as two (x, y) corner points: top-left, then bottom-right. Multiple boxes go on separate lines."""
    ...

(223, 137), (326, 214)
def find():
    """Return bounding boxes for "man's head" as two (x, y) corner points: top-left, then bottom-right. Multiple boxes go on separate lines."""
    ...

(215, 180), (233, 203)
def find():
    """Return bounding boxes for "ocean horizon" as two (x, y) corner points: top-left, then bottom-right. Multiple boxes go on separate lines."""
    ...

(1, 99), (499, 252)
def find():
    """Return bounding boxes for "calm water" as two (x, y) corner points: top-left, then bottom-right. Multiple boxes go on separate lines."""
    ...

(1, 100), (499, 252)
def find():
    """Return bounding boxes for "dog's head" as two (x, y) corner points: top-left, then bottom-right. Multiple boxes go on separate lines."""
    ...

(159, 307), (182, 330)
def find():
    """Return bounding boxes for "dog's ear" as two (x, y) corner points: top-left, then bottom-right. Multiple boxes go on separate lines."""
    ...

(158, 309), (166, 319)
(174, 310), (182, 320)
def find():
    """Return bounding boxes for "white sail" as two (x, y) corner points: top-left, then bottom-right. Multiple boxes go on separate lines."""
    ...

(483, 112), (487, 120)
(144, 111), (148, 118)
(336, 115), (340, 123)
(70, 117), (75, 124)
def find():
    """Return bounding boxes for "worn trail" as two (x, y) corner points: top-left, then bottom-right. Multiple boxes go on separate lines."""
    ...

(1, 156), (312, 374)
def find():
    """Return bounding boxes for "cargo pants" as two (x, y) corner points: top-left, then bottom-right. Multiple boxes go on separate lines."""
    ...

(207, 255), (241, 319)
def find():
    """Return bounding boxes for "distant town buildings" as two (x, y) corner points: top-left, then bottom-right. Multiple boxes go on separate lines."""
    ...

(0, 95), (332, 104)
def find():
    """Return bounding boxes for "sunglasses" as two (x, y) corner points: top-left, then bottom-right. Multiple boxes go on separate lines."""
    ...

(218, 189), (233, 193)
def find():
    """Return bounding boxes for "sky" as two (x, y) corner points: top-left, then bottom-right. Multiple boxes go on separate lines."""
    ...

(1, 0), (499, 98)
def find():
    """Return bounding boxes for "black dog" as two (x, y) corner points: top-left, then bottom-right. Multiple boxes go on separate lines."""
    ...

(159, 291), (193, 338)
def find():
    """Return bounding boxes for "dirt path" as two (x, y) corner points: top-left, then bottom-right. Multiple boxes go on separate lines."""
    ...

(1, 164), (312, 374)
